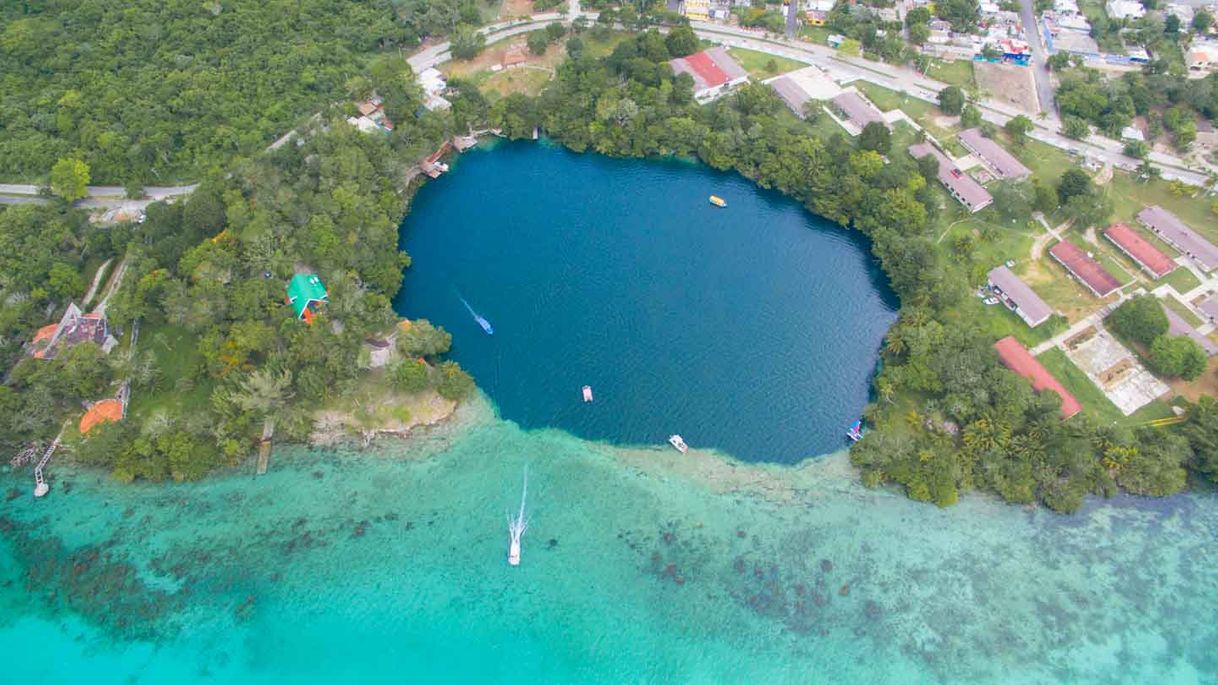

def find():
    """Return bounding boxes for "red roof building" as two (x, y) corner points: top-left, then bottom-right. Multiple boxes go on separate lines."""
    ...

(1048, 240), (1122, 298)
(669, 47), (748, 101)
(993, 336), (1082, 419)
(1103, 224), (1176, 279)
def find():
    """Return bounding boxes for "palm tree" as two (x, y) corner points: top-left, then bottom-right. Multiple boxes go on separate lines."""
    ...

(230, 368), (294, 417)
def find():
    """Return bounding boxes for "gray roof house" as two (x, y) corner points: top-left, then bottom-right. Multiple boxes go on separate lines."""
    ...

(958, 128), (1031, 180)
(1136, 206), (1218, 273)
(909, 142), (993, 213)
(830, 92), (886, 133)
(988, 266), (1053, 327)
(1198, 295), (1218, 322)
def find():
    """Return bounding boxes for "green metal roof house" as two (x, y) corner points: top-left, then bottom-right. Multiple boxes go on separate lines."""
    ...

(287, 274), (327, 322)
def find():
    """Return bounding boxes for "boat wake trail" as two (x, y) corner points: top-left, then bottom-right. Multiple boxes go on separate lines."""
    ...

(458, 295), (494, 335)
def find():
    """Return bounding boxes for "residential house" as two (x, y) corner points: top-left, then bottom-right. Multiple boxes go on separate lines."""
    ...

(988, 266), (1054, 327)
(287, 274), (328, 323)
(683, 0), (710, 20)
(1164, 307), (1218, 357)
(1188, 42), (1218, 75)
(908, 142), (994, 213)
(1137, 206), (1218, 272)
(26, 303), (118, 360)
(347, 96), (395, 133)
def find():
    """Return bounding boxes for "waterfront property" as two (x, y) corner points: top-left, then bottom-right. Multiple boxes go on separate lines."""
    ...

(1048, 240), (1122, 298)
(668, 47), (748, 102)
(829, 91), (887, 135)
(957, 128), (1030, 180)
(287, 274), (328, 323)
(987, 266), (1052, 327)
(1103, 223), (1176, 279)
(26, 303), (118, 360)
(993, 336), (1081, 418)
(1136, 206), (1218, 273)
(908, 142), (993, 213)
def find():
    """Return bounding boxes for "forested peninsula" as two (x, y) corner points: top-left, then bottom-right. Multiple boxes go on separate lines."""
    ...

(1, 4), (1215, 512)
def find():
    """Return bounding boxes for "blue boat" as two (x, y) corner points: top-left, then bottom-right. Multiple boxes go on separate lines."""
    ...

(846, 420), (863, 443)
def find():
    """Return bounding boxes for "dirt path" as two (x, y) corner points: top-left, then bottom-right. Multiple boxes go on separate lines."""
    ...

(81, 258), (114, 308)
(93, 255), (129, 316)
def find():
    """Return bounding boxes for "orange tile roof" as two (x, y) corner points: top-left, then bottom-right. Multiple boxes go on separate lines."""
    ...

(32, 323), (58, 344)
(993, 336), (1081, 418)
(80, 399), (123, 434)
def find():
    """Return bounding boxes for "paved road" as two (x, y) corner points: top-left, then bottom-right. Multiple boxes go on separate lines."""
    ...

(0, 183), (198, 209)
(1017, 0), (1056, 116)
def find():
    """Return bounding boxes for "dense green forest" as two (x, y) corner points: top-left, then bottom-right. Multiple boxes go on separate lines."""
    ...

(3, 19), (1216, 509)
(0, 0), (483, 183)
(469, 27), (1218, 512)
(0, 64), (475, 480)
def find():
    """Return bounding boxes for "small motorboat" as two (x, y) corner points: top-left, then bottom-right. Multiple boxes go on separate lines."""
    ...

(668, 434), (689, 454)
(846, 420), (864, 443)
(709, 195), (727, 208)
(582, 385), (593, 403)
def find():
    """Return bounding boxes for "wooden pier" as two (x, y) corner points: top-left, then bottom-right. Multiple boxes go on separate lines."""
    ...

(255, 417), (274, 476)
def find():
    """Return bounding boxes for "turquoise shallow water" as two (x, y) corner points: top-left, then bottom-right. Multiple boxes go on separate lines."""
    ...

(395, 141), (898, 463)
(3, 399), (1217, 684)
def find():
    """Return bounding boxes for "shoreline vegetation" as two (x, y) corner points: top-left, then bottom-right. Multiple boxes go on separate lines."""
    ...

(0, 11), (1215, 514)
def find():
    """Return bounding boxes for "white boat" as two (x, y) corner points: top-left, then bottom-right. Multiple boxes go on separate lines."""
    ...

(668, 434), (689, 454)
(582, 385), (593, 402)
(507, 466), (528, 567)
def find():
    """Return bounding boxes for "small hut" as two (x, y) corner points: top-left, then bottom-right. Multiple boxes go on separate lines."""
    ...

(287, 274), (328, 323)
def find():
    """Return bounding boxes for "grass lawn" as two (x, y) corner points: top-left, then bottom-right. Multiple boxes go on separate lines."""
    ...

(855, 82), (966, 155)
(126, 323), (214, 422)
(1161, 266), (1202, 296)
(727, 47), (806, 79)
(1037, 346), (1125, 424)
(923, 59), (975, 90)
(800, 26), (831, 45)
(480, 68), (552, 101)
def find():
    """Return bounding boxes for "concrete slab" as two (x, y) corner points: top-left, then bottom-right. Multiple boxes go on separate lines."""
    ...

(1063, 325), (1169, 415)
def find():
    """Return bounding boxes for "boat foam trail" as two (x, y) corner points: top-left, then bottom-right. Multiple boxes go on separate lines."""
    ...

(458, 295), (494, 335)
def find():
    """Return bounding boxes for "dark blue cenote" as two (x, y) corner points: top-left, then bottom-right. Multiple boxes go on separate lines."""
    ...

(394, 141), (898, 463)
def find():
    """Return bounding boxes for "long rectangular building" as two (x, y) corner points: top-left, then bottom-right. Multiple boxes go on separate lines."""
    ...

(908, 142), (993, 213)
(1048, 240), (1122, 297)
(1136, 206), (1218, 273)
(993, 336), (1082, 418)
(958, 128), (1031, 180)
(1103, 223), (1176, 279)
(988, 266), (1053, 327)
(1163, 306), (1218, 357)
(830, 92), (886, 132)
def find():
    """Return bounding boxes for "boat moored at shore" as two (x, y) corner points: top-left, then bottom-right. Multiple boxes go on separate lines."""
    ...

(668, 434), (689, 453)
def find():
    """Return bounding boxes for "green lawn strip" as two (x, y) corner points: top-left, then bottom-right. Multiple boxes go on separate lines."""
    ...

(1036, 347), (1125, 423)
(857, 82), (966, 155)
(1161, 292), (1205, 327)
(727, 47), (806, 79)
(126, 323), (214, 421)
(1161, 266), (1201, 296)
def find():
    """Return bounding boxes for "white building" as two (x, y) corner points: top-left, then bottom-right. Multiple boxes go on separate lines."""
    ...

(1105, 0), (1145, 20)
